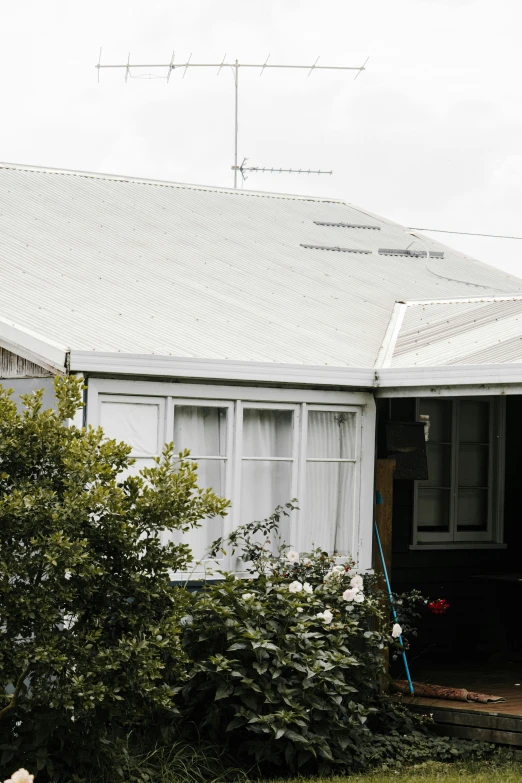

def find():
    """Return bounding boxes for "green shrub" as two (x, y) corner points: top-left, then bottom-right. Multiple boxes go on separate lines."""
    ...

(181, 509), (493, 774)
(0, 377), (228, 780)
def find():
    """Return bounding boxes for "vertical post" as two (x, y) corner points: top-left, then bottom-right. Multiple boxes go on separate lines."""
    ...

(373, 458), (395, 586)
(233, 60), (239, 189)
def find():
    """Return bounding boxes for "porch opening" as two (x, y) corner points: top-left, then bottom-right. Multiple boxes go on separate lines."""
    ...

(376, 394), (522, 736)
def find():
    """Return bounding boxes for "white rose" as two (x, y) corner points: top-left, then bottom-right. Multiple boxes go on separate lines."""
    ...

(392, 623), (402, 639)
(350, 574), (364, 590)
(303, 582), (313, 594)
(342, 588), (358, 602)
(354, 592), (365, 603)
(316, 609), (333, 624)
(333, 565), (345, 573)
(9, 771), (34, 783)
(242, 593), (253, 601)
(288, 580), (303, 594)
(285, 550), (300, 564)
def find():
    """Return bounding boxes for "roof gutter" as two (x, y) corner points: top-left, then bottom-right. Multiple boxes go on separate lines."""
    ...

(69, 351), (522, 392)
(68, 351), (376, 387)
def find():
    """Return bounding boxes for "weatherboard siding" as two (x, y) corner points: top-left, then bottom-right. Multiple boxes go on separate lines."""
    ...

(0, 346), (52, 378)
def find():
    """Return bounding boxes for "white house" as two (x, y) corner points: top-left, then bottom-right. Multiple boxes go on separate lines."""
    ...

(2, 162), (522, 593)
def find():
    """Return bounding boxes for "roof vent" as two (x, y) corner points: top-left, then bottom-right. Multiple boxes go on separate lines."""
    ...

(301, 244), (372, 254)
(314, 221), (381, 230)
(378, 248), (444, 259)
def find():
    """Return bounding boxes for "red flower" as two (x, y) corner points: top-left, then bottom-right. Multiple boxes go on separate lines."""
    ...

(428, 598), (450, 615)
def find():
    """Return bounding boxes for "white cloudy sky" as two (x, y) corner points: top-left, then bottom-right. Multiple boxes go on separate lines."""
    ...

(2, 0), (522, 275)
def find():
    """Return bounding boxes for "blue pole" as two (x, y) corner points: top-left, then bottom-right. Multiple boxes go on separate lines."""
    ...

(373, 519), (415, 695)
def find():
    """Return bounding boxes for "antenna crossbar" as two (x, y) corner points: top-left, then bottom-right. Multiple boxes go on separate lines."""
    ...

(96, 52), (368, 187)
(97, 61), (365, 72)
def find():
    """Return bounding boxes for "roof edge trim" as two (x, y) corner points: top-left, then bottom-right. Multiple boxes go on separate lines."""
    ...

(71, 352), (522, 391)
(377, 364), (522, 388)
(0, 317), (68, 373)
(69, 352), (375, 387)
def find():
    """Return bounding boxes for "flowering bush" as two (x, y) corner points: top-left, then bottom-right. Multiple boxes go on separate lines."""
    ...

(179, 508), (479, 773)
(0, 378), (228, 780)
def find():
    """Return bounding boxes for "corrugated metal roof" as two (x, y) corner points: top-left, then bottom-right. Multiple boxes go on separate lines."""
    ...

(0, 161), (521, 370)
(392, 298), (522, 366)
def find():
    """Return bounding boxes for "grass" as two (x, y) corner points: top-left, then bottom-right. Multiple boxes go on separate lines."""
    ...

(277, 756), (522, 783)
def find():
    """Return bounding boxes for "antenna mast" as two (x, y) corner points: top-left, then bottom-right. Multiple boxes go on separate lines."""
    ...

(96, 52), (368, 188)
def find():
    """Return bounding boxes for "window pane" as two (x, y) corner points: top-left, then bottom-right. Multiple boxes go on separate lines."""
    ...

(423, 444), (451, 488)
(457, 488), (488, 531)
(303, 462), (355, 553)
(240, 461), (292, 541)
(175, 459), (226, 564)
(242, 409), (293, 457)
(100, 402), (160, 455)
(307, 411), (356, 459)
(418, 399), (452, 443)
(174, 406), (227, 456)
(417, 487), (450, 531)
(458, 444), (488, 487)
(459, 400), (489, 443)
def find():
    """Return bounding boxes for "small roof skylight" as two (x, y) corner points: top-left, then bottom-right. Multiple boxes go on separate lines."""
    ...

(314, 221), (381, 230)
(378, 248), (444, 259)
(301, 244), (372, 254)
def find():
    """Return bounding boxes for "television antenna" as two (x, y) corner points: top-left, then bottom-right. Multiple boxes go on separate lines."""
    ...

(233, 157), (332, 184)
(96, 51), (368, 188)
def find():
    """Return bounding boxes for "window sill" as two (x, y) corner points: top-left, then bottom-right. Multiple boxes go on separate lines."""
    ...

(409, 543), (507, 551)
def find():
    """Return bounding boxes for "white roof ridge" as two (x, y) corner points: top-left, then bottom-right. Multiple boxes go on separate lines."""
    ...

(0, 160), (347, 204)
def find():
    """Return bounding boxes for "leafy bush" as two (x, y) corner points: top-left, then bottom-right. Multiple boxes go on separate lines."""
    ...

(181, 508), (493, 774)
(0, 377), (228, 780)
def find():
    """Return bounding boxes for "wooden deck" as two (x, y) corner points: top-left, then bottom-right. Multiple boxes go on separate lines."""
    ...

(396, 664), (522, 745)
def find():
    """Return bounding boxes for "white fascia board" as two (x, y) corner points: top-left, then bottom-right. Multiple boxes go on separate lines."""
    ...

(376, 364), (522, 396)
(0, 317), (68, 373)
(70, 352), (522, 393)
(69, 352), (376, 388)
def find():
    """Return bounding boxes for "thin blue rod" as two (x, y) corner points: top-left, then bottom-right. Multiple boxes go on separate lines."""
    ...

(373, 520), (415, 695)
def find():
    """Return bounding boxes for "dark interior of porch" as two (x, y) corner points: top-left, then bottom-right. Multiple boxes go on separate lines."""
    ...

(376, 394), (522, 742)
(376, 394), (522, 685)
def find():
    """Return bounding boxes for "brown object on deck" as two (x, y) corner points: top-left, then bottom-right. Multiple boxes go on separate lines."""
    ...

(394, 679), (506, 703)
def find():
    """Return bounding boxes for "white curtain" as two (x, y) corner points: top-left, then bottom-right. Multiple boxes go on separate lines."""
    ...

(301, 411), (356, 555)
(171, 406), (227, 568)
(100, 401), (160, 481)
(240, 409), (293, 545)
(100, 401), (160, 455)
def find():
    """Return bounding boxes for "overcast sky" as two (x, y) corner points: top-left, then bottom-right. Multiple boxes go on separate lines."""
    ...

(2, 0), (521, 275)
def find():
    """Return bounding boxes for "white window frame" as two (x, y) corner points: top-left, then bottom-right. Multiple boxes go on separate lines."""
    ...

(98, 394), (167, 457)
(300, 404), (361, 556)
(87, 378), (376, 573)
(235, 401), (300, 549)
(413, 396), (506, 549)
